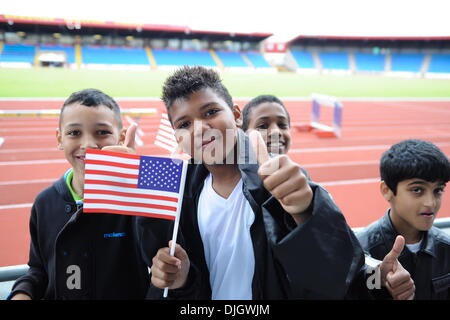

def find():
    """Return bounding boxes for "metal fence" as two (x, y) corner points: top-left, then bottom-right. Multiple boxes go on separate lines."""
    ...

(1, 219), (449, 298)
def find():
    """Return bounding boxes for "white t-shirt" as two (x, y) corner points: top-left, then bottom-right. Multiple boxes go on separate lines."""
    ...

(197, 174), (255, 300)
(406, 240), (422, 254)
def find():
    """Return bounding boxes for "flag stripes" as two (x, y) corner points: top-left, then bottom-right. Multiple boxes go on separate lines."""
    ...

(83, 149), (186, 221)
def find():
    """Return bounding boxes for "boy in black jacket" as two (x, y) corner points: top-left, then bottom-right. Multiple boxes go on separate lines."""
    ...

(357, 139), (450, 299)
(148, 66), (414, 299)
(8, 89), (157, 300)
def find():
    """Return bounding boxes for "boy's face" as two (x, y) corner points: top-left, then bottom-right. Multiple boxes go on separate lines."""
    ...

(169, 88), (242, 164)
(381, 179), (446, 232)
(246, 102), (291, 155)
(57, 103), (125, 177)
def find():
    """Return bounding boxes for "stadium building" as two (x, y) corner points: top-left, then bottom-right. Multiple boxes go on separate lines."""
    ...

(1, 14), (450, 78)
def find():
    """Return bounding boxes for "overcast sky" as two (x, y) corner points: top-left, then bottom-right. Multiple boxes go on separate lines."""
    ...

(2, 0), (450, 38)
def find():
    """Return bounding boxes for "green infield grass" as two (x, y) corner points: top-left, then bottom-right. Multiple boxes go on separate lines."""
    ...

(0, 67), (449, 98)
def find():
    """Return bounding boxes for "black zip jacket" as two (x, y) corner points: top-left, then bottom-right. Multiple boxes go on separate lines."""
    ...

(9, 175), (159, 300)
(357, 211), (450, 300)
(147, 131), (367, 300)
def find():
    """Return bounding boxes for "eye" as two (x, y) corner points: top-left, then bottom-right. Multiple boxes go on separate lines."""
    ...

(278, 122), (289, 129)
(96, 130), (112, 135)
(178, 121), (191, 129)
(411, 187), (423, 195)
(435, 187), (445, 195)
(67, 130), (81, 136)
(256, 123), (268, 130)
(205, 109), (219, 117)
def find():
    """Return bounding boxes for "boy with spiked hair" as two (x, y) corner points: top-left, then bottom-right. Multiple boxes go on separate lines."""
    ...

(148, 66), (414, 300)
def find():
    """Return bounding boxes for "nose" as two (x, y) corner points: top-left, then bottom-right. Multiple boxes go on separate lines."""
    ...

(268, 123), (282, 139)
(423, 192), (437, 210)
(193, 119), (211, 138)
(80, 134), (99, 150)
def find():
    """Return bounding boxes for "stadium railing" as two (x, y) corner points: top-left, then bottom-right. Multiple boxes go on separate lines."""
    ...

(1, 219), (449, 299)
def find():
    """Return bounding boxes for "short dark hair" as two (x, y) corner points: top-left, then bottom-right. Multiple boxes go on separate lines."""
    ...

(161, 66), (233, 112)
(60, 88), (122, 129)
(242, 95), (290, 131)
(380, 139), (450, 194)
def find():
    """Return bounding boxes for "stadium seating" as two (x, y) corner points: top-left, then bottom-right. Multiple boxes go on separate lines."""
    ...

(81, 46), (149, 65)
(245, 51), (271, 68)
(354, 53), (385, 72)
(319, 52), (349, 70)
(38, 45), (76, 64)
(152, 49), (216, 67)
(291, 51), (315, 69)
(390, 53), (424, 72)
(428, 54), (450, 73)
(0, 44), (36, 63)
(216, 51), (248, 67)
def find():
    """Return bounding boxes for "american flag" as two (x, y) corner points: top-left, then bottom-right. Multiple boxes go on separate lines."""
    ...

(83, 149), (187, 220)
(154, 113), (178, 154)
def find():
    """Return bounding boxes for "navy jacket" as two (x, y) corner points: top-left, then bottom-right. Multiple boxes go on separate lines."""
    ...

(357, 211), (450, 300)
(148, 131), (367, 300)
(9, 175), (154, 300)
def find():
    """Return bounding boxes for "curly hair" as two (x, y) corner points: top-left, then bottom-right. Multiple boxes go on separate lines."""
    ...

(161, 66), (233, 111)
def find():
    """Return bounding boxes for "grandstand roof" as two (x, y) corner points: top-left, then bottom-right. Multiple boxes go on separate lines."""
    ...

(0, 14), (272, 39)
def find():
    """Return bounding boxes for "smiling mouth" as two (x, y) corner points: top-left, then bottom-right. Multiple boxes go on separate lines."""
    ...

(201, 136), (216, 149)
(75, 155), (86, 163)
(267, 142), (285, 149)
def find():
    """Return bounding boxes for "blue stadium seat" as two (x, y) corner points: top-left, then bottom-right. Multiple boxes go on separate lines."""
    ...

(39, 45), (76, 64)
(319, 52), (349, 70)
(152, 49), (216, 67)
(291, 51), (315, 69)
(354, 53), (385, 71)
(0, 44), (36, 63)
(82, 46), (149, 65)
(428, 54), (450, 73)
(216, 51), (248, 67)
(390, 53), (424, 72)
(245, 52), (270, 68)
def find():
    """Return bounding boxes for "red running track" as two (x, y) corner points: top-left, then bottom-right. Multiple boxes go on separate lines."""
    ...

(0, 98), (450, 266)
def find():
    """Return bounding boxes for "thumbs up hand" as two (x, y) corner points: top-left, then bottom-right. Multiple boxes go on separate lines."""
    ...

(102, 123), (138, 154)
(380, 235), (415, 300)
(249, 130), (313, 224)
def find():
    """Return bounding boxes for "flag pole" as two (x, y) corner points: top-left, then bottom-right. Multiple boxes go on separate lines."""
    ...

(163, 157), (188, 298)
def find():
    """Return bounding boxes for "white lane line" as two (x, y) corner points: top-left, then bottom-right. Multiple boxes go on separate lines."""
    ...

(0, 159), (66, 166)
(0, 178), (56, 186)
(303, 160), (379, 168)
(320, 178), (380, 187)
(0, 203), (33, 210)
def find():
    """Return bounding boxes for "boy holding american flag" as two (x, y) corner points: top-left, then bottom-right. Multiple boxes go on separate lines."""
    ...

(149, 66), (415, 300)
(8, 89), (165, 300)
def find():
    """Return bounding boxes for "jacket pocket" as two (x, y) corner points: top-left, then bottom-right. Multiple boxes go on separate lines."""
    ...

(432, 273), (450, 294)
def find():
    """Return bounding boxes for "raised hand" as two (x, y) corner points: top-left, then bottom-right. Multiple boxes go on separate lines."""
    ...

(102, 123), (138, 154)
(380, 235), (415, 300)
(249, 130), (313, 224)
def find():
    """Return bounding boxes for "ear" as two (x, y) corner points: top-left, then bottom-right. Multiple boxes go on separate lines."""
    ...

(233, 105), (243, 128)
(380, 181), (394, 202)
(56, 128), (63, 150)
(118, 127), (127, 145)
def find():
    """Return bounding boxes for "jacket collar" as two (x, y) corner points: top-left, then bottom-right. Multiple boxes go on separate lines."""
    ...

(54, 173), (76, 203)
(380, 210), (437, 258)
(184, 130), (269, 205)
